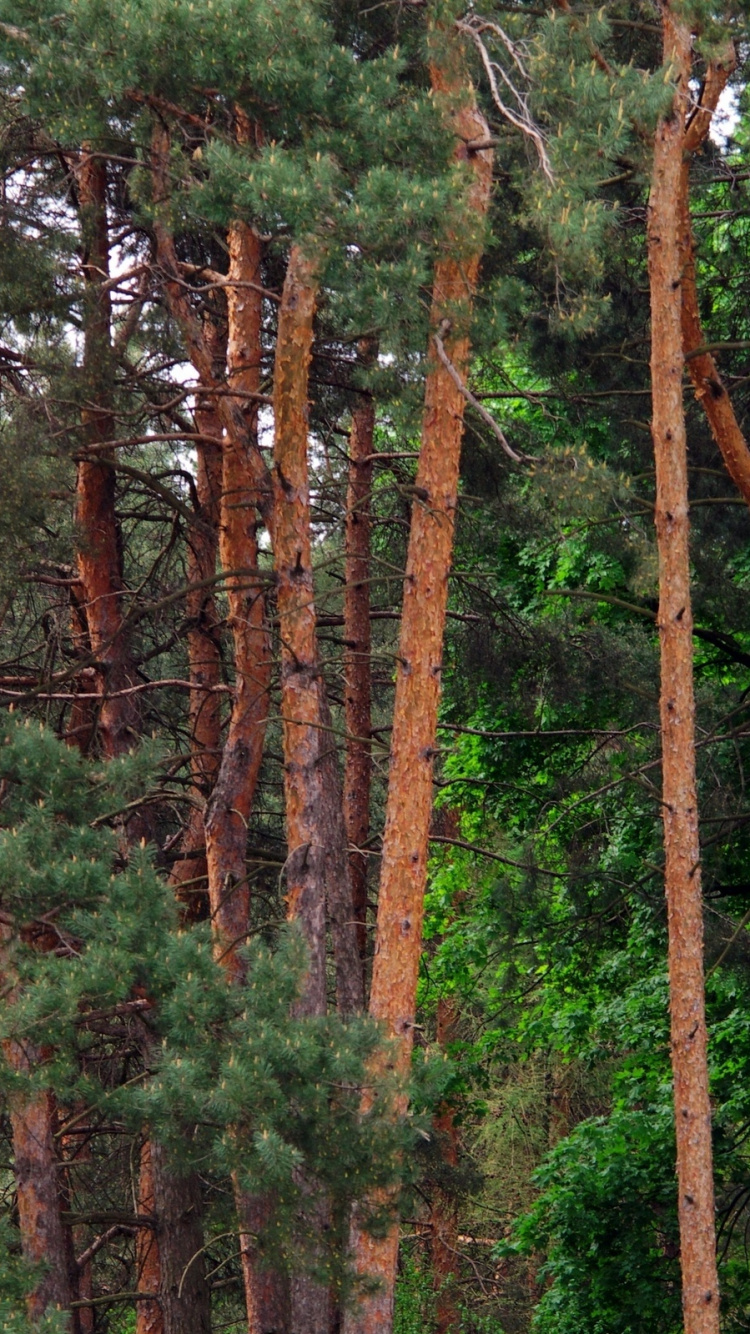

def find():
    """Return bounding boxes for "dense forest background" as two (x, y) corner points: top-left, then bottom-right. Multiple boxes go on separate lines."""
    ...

(2, 1), (750, 1331)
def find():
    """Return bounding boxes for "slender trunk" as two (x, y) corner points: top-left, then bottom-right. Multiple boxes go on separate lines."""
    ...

(343, 349), (376, 990)
(674, 47), (750, 507)
(343, 30), (492, 1334)
(5, 1039), (74, 1324)
(135, 1142), (161, 1334)
(64, 583), (96, 754)
(204, 213), (271, 983)
(74, 153), (138, 760)
(135, 1102), (212, 1334)
(213, 114), (288, 1332)
(649, 9), (719, 1333)
(270, 242), (330, 1334)
(430, 998), (460, 1334)
(169, 330), (224, 913)
(149, 125), (272, 520)
(150, 119), (273, 974)
(271, 241), (327, 1019)
(319, 686), (365, 1017)
(272, 241), (363, 1334)
(272, 242), (362, 1020)
(4, 150), (127, 1331)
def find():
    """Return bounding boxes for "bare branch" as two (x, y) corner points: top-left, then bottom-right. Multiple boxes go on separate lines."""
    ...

(456, 15), (553, 182)
(433, 326), (530, 464)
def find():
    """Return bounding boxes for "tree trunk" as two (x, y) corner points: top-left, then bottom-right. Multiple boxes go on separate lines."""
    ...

(271, 241), (328, 1018)
(204, 212), (271, 983)
(74, 152), (139, 761)
(211, 113), (288, 1333)
(270, 240), (331, 1334)
(343, 29), (492, 1334)
(5, 1039), (74, 1324)
(135, 1141), (162, 1334)
(135, 1139), (211, 1334)
(169, 327), (224, 914)
(272, 244), (363, 1020)
(673, 47), (750, 508)
(343, 349), (376, 991)
(649, 9), (720, 1333)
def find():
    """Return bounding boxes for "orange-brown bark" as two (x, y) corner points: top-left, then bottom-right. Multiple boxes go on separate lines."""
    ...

(150, 121), (272, 977)
(271, 244), (363, 1021)
(168, 333), (224, 910)
(204, 215), (271, 982)
(65, 583), (97, 754)
(674, 49), (750, 508)
(344, 350), (376, 986)
(271, 241), (366, 1332)
(271, 241), (327, 1017)
(649, 9), (720, 1333)
(150, 125), (271, 520)
(212, 113), (285, 1333)
(135, 1141), (161, 1334)
(74, 153), (138, 760)
(343, 29), (492, 1333)
(5, 151), (130, 1333)
(5, 1037), (74, 1323)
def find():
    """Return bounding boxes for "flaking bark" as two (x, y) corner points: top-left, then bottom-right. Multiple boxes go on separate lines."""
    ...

(5, 1040), (74, 1324)
(649, 9), (720, 1333)
(271, 241), (364, 1334)
(343, 26), (493, 1333)
(203, 213), (271, 983)
(271, 241), (361, 1020)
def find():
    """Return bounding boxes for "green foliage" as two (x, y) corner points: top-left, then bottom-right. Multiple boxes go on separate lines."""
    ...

(0, 720), (416, 1294)
(511, 1108), (681, 1334)
(0, 1219), (68, 1334)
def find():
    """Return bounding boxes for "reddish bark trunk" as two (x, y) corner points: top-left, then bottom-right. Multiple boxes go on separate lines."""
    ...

(343, 30), (492, 1333)
(5, 1040), (74, 1324)
(214, 113), (288, 1332)
(271, 243), (362, 1019)
(343, 350), (376, 988)
(150, 125), (272, 519)
(74, 153), (138, 760)
(65, 583), (97, 754)
(169, 333), (224, 911)
(649, 9), (720, 1333)
(150, 121), (272, 977)
(204, 214), (271, 983)
(271, 241), (326, 1016)
(135, 1141), (162, 1334)
(674, 49), (750, 508)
